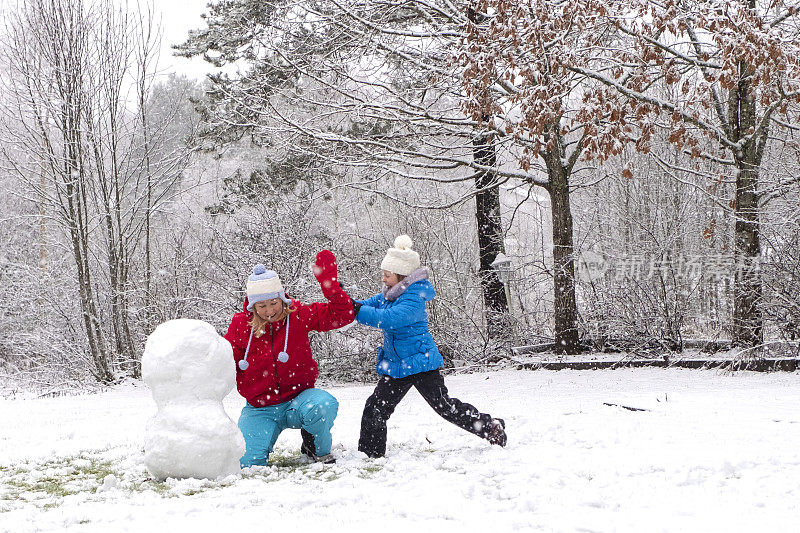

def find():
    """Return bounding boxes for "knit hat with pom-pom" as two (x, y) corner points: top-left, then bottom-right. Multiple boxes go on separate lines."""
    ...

(380, 235), (420, 276)
(246, 264), (291, 311)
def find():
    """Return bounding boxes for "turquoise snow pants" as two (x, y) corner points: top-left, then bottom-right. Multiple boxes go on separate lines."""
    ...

(238, 388), (339, 467)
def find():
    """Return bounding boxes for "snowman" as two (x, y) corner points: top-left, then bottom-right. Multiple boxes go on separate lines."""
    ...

(142, 319), (245, 480)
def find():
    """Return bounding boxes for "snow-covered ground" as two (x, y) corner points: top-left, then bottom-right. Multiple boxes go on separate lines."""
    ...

(1, 368), (799, 532)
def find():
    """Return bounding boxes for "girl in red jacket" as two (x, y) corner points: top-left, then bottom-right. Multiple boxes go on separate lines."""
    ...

(224, 250), (354, 466)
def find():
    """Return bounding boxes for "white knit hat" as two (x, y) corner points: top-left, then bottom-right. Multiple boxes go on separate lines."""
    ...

(380, 235), (420, 276)
(246, 264), (291, 311)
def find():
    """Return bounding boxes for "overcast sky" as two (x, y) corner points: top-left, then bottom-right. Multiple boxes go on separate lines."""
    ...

(154, 0), (211, 79)
(0, 0), (213, 80)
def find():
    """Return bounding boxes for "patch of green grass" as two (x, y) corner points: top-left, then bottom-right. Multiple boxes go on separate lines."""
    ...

(0, 453), (120, 511)
(363, 464), (383, 474)
(1, 446), (352, 512)
(356, 463), (383, 479)
(268, 452), (341, 481)
(309, 469), (340, 482)
(176, 476), (242, 497)
(267, 451), (305, 468)
(13, 477), (74, 497)
(4, 473), (79, 499)
(237, 451), (343, 482)
(130, 478), (171, 495)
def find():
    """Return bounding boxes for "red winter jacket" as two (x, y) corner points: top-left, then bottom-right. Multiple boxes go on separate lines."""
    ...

(224, 251), (354, 407)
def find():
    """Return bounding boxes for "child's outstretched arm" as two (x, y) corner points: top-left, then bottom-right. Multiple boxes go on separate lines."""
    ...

(303, 249), (356, 332)
(357, 293), (427, 331)
(355, 292), (384, 309)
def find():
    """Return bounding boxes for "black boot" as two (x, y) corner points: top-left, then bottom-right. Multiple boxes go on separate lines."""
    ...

(300, 429), (335, 464)
(300, 429), (315, 456)
(485, 418), (507, 447)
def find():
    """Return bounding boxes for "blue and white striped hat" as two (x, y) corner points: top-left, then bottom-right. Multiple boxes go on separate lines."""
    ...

(246, 264), (291, 311)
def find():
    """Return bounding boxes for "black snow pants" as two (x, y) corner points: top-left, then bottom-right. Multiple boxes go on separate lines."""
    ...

(358, 369), (494, 458)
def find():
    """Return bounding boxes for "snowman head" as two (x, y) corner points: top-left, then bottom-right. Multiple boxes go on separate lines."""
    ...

(142, 319), (235, 404)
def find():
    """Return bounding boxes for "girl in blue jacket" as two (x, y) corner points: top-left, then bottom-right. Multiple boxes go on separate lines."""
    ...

(353, 235), (507, 457)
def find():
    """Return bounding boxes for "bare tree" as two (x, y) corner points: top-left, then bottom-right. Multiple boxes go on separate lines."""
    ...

(1, 0), (187, 381)
(2, 0), (113, 381)
(567, 0), (800, 347)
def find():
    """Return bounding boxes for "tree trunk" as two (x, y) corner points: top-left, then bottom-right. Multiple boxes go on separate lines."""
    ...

(39, 109), (48, 274)
(730, 57), (764, 347)
(544, 144), (580, 355)
(55, 1), (114, 384)
(473, 133), (509, 339)
(65, 135), (113, 383)
(732, 162), (762, 347)
(140, 59), (153, 381)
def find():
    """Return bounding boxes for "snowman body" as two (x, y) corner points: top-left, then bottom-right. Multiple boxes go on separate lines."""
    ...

(142, 319), (245, 480)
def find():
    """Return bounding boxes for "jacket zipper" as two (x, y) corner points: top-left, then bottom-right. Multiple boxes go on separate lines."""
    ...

(269, 322), (281, 395)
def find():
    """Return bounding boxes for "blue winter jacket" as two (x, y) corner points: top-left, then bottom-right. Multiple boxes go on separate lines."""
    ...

(355, 269), (444, 378)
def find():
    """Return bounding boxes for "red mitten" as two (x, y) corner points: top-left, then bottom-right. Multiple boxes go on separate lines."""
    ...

(312, 249), (339, 293)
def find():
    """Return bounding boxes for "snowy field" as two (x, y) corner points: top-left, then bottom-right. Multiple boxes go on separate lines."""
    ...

(1, 368), (799, 533)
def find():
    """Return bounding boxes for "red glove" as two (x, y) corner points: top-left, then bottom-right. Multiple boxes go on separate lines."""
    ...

(312, 249), (339, 294)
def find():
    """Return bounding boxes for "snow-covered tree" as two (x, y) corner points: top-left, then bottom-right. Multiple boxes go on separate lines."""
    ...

(1, 0), (191, 381)
(571, 0), (800, 347)
(176, 0), (545, 339)
(460, 0), (630, 353)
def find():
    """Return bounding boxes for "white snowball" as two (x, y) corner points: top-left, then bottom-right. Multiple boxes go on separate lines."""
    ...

(142, 319), (234, 404)
(95, 474), (119, 493)
(144, 402), (244, 481)
(142, 319), (245, 480)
